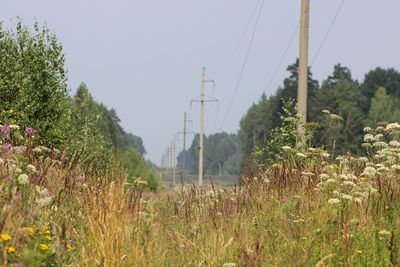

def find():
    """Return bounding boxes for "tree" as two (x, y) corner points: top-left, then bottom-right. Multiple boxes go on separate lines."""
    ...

(0, 21), (71, 146)
(365, 87), (400, 126)
(362, 67), (400, 101)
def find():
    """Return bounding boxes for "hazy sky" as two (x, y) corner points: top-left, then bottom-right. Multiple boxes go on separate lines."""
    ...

(2, 1), (400, 163)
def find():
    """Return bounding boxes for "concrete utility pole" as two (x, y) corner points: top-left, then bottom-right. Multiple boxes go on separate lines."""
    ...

(171, 137), (176, 185)
(183, 112), (187, 169)
(199, 67), (205, 187)
(297, 0), (310, 138)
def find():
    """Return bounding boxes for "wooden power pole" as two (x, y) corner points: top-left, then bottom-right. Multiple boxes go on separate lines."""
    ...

(297, 0), (310, 138)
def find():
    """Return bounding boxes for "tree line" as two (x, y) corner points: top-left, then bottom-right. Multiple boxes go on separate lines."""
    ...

(0, 21), (159, 191)
(239, 60), (400, 167)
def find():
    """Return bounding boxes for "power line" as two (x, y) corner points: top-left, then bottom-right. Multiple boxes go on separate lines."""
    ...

(263, 22), (299, 94)
(219, 0), (265, 131)
(311, 0), (345, 66)
(210, 0), (263, 76)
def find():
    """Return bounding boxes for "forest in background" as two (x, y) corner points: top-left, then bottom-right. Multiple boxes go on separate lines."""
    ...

(239, 61), (400, 168)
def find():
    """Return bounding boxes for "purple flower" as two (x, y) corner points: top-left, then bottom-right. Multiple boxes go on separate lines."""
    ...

(282, 197), (289, 203)
(3, 176), (10, 180)
(25, 127), (37, 134)
(3, 143), (11, 151)
(77, 175), (85, 182)
(31, 210), (39, 217)
(0, 124), (10, 135)
(43, 191), (51, 197)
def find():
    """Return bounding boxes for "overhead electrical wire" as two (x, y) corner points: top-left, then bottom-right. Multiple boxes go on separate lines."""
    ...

(218, 0), (265, 131)
(262, 22), (299, 94)
(311, 0), (345, 66)
(210, 0), (263, 76)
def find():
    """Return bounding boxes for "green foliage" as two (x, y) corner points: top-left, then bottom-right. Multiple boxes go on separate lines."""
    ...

(0, 21), (71, 147)
(178, 133), (241, 175)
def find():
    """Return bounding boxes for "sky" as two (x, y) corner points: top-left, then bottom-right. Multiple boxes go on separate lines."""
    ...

(2, 0), (400, 164)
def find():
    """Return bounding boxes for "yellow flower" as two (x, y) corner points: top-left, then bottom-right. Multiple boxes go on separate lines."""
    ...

(356, 250), (362, 254)
(359, 177), (366, 182)
(24, 227), (35, 235)
(43, 230), (51, 234)
(44, 236), (52, 241)
(41, 226), (49, 232)
(9, 109), (13, 113)
(67, 245), (73, 251)
(332, 164), (339, 169)
(39, 244), (49, 250)
(5, 247), (16, 253)
(1, 234), (11, 241)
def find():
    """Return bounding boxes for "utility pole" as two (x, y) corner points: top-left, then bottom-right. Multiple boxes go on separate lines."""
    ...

(171, 137), (176, 185)
(183, 112), (187, 169)
(190, 67), (217, 187)
(199, 67), (205, 187)
(297, 0), (310, 139)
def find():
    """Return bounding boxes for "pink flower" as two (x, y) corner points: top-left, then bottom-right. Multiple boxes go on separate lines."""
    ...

(77, 175), (85, 182)
(31, 210), (39, 217)
(3, 143), (11, 151)
(0, 124), (10, 135)
(25, 127), (37, 134)
(43, 191), (51, 197)
(282, 197), (289, 203)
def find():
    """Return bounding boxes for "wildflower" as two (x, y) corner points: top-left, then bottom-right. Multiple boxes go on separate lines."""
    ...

(359, 177), (366, 182)
(32, 147), (42, 153)
(37, 197), (53, 207)
(331, 164), (339, 168)
(282, 197), (289, 203)
(363, 127), (372, 132)
(9, 125), (20, 130)
(0, 124), (10, 135)
(325, 179), (336, 184)
(354, 198), (362, 204)
(363, 134), (374, 142)
(24, 227), (35, 235)
(26, 164), (36, 173)
(1, 234), (11, 241)
(322, 109), (330, 114)
(320, 173), (329, 180)
(341, 194), (353, 201)
(374, 134), (384, 141)
(282, 145), (291, 151)
(379, 230), (391, 236)
(67, 245), (73, 251)
(342, 181), (356, 187)
(77, 175), (85, 182)
(391, 165), (400, 171)
(296, 152), (307, 159)
(3, 143), (11, 150)
(25, 127), (37, 134)
(39, 244), (49, 250)
(389, 140), (400, 147)
(18, 174), (29, 185)
(330, 114), (344, 121)
(0, 158), (3, 164)
(44, 236), (52, 241)
(328, 198), (341, 204)
(4, 247), (16, 253)
(31, 210), (39, 217)
(386, 123), (400, 131)
(356, 250), (362, 254)
(376, 126), (385, 132)
(362, 166), (377, 178)
(321, 152), (330, 158)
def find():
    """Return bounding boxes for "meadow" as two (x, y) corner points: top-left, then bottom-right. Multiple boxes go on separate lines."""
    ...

(1, 121), (400, 266)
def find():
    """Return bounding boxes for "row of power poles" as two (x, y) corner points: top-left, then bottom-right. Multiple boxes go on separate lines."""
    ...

(162, 0), (310, 186)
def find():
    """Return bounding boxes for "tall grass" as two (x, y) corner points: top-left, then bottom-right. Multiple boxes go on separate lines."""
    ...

(2, 123), (400, 266)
